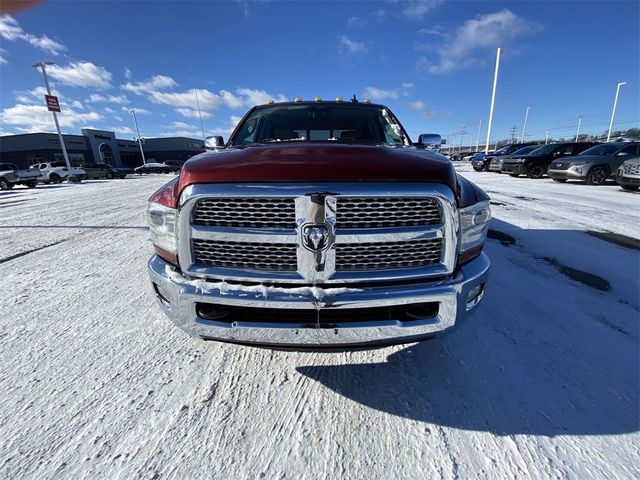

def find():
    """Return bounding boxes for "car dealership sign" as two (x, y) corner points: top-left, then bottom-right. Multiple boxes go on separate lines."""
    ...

(44, 94), (61, 112)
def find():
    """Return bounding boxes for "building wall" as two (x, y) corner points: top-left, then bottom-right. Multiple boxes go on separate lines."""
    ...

(0, 132), (205, 169)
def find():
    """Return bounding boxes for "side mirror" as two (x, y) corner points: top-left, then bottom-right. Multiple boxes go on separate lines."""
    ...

(417, 133), (442, 149)
(205, 136), (225, 150)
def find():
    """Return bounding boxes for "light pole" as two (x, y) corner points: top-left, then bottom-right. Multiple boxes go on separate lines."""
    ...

(575, 115), (582, 142)
(458, 126), (467, 152)
(130, 108), (147, 165)
(520, 106), (530, 143)
(475, 118), (482, 152)
(32, 61), (76, 181)
(545, 131), (550, 144)
(484, 47), (501, 154)
(607, 81), (626, 142)
(194, 89), (206, 144)
(448, 126), (453, 154)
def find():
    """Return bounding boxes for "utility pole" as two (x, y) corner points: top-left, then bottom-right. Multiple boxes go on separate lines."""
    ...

(194, 89), (206, 144)
(32, 61), (76, 181)
(510, 125), (518, 143)
(607, 81), (626, 142)
(458, 126), (467, 152)
(520, 106), (530, 143)
(575, 115), (582, 142)
(475, 119), (482, 152)
(484, 47), (501, 154)
(448, 127), (453, 154)
(130, 108), (147, 165)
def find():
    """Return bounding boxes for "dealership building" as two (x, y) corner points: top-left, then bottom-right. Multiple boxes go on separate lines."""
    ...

(0, 129), (206, 169)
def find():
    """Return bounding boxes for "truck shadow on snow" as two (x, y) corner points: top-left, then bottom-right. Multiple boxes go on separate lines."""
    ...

(297, 219), (639, 436)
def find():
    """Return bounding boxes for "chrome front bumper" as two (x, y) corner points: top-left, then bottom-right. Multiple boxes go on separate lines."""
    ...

(148, 253), (490, 347)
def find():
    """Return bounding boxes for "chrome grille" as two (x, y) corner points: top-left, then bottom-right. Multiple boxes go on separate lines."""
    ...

(336, 197), (440, 228)
(336, 239), (442, 271)
(193, 198), (296, 229)
(623, 163), (640, 175)
(192, 239), (297, 271)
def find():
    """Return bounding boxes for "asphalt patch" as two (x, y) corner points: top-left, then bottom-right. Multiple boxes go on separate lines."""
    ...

(487, 229), (516, 246)
(586, 231), (640, 251)
(541, 256), (611, 292)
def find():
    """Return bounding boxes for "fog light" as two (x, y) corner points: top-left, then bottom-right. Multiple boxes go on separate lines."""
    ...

(466, 283), (485, 310)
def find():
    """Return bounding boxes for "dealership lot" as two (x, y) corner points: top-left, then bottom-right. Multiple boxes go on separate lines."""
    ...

(0, 171), (638, 479)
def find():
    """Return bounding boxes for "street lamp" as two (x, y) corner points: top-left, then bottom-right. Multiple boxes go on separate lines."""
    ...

(484, 47), (501, 154)
(607, 81), (626, 142)
(129, 108), (147, 165)
(545, 131), (550, 145)
(520, 106), (530, 143)
(575, 115), (582, 142)
(32, 61), (78, 182)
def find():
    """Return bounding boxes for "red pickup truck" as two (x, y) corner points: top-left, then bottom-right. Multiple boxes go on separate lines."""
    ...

(146, 99), (491, 347)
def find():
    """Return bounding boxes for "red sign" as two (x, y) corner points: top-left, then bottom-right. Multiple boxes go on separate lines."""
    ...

(44, 94), (61, 112)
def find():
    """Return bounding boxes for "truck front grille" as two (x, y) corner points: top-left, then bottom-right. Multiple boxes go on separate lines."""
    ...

(336, 239), (442, 271)
(192, 239), (297, 271)
(336, 197), (440, 228)
(180, 183), (456, 284)
(193, 198), (296, 229)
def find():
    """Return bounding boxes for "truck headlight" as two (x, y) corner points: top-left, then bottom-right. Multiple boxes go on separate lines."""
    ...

(147, 202), (177, 254)
(459, 201), (491, 252)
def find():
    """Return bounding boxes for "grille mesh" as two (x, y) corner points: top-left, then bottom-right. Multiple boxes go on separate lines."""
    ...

(336, 238), (442, 271)
(192, 239), (297, 271)
(337, 197), (440, 228)
(193, 198), (296, 229)
(623, 163), (640, 175)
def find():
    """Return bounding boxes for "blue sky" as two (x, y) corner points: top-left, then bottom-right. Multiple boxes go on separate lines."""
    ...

(1, 0), (638, 145)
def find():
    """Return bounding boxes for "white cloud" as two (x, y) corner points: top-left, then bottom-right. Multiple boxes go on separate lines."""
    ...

(122, 106), (152, 115)
(0, 48), (7, 64)
(124, 67), (132, 80)
(70, 100), (84, 110)
(87, 93), (129, 104)
(426, 9), (539, 74)
(418, 25), (443, 35)
(337, 35), (369, 55)
(347, 16), (366, 28)
(402, 0), (442, 19)
(104, 107), (115, 114)
(111, 126), (134, 135)
(408, 100), (431, 116)
(149, 87), (284, 111)
(0, 15), (66, 55)
(363, 87), (400, 100)
(236, 87), (287, 106)
(176, 108), (213, 119)
(122, 75), (178, 95)
(0, 103), (102, 133)
(47, 61), (112, 88)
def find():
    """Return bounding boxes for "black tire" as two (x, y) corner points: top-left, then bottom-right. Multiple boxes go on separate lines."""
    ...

(527, 164), (547, 179)
(586, 166), (609, 185)
(105, 172), (114, 179)
(0, 178), (13, 190)
(552, 178), (567, 183)
(26, 181), (37, 188)
(50, 174), (62, 184)
(621, 185), (638, 191)
(509, 173), (520, 177)
(472, 165), (484, 172)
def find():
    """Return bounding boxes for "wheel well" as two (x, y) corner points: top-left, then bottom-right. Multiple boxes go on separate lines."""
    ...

(588, 164), (611, 175)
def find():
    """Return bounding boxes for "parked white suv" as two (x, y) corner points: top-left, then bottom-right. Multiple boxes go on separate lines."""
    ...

(30, 162), (85, 184)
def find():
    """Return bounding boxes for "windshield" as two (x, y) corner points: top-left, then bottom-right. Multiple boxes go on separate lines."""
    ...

(526, 144), (557, 155)
(229, 104), (410, 146)
(493, 145), (512, 154)
(579, 144), (619, 156)
(512, 145), (541, 156)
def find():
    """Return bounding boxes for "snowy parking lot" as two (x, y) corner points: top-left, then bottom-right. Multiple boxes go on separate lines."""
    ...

(1, 168), (638, 479)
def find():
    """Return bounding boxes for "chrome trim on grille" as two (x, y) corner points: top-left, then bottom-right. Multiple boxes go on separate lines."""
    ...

(177, 183), (458, 285)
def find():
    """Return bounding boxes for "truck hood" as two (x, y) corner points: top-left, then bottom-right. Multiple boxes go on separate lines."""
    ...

(178, 143), (457, 191)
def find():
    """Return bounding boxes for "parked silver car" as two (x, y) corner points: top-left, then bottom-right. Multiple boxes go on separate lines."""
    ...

(616, 156), (640, 191)
(547, 142), (640, 185)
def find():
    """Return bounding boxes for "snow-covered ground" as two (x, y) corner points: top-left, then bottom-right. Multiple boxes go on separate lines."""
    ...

(0, 170), (638, 479)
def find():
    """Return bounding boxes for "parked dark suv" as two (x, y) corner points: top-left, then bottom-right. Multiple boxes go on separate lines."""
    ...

(547, 142), (639, 185)
(82, 163), (127, 179)
(501, 142), (599, 179)
(471, 143), (539, 171)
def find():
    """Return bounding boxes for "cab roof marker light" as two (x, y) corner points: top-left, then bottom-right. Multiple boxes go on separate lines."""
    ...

(336, 96), (344, 102)
(314, 96), (322, 102)
(363, 98), (371, 104)
(294, 96), (302, 103)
